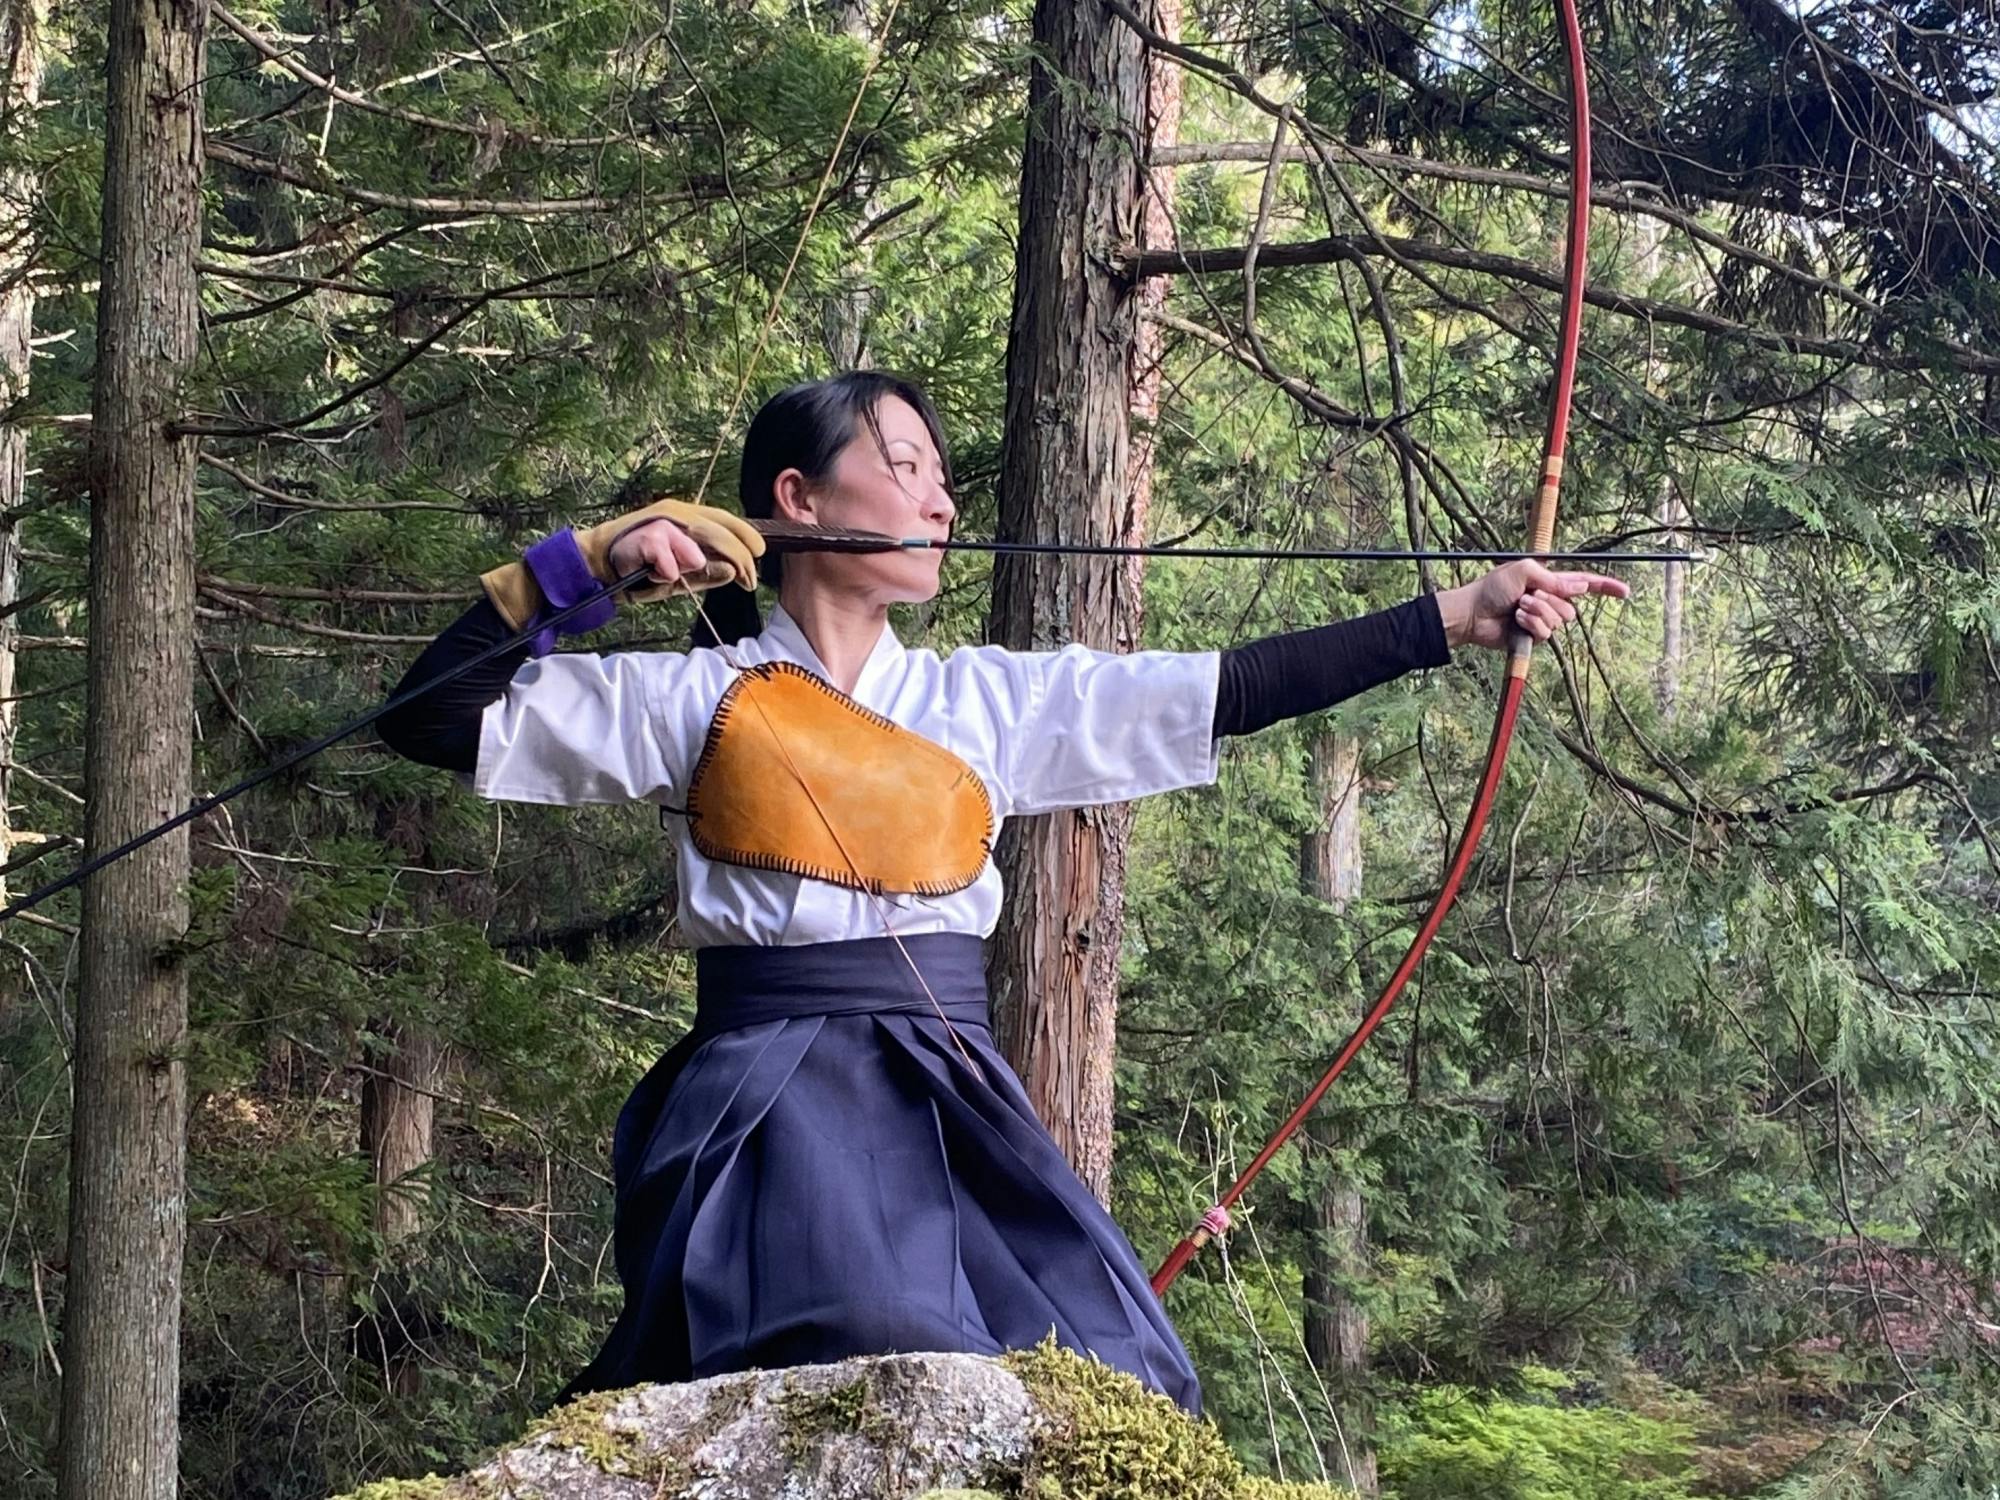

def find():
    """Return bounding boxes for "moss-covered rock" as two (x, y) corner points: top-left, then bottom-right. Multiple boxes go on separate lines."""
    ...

(324, 1347), (1353, 1500)
(327, 1479), (464, 1500)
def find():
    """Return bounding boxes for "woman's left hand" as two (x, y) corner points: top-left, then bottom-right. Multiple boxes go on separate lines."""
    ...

(1438, 560), (1631, 652)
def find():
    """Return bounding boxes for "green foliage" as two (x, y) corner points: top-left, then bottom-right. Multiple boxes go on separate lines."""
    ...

(5, 0), (1998, 1498)
(1376, 1369), (1705, 1500)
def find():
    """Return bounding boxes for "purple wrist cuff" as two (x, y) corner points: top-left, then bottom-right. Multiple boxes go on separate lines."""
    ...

(522, 528), (616, 657)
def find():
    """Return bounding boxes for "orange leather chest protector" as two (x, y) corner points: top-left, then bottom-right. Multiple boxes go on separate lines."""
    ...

(685, 662), (995, 897)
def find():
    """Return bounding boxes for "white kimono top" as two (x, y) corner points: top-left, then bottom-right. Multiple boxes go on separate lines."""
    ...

(475, 605), (1221, 947)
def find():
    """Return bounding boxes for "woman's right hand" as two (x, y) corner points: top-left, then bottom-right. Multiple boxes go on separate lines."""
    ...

(606, 518), (715, 589)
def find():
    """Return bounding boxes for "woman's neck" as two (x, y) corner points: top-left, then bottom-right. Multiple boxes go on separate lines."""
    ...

(777, 582), (891, 694)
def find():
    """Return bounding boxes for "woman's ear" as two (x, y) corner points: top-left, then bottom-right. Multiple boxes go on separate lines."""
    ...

(771, 468), (816, 524)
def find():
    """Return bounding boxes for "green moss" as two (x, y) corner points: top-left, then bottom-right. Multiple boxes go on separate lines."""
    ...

(1005, 1338), (1353, 1500)
(327, 1470), (510, 1500)
(522, 1388), (647, 1475)
(779, 1373), (899, 1460)
(327, 1479), (455, 1500)
(513, 1376), (757, 1498)
(1238, 1480), (1361, 1500)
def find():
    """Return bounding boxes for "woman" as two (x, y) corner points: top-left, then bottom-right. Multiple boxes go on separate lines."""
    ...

(379, 371), (1625, 1414)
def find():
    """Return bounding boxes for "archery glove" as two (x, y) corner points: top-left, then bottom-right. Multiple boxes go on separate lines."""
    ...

(481, 497), (765, 631)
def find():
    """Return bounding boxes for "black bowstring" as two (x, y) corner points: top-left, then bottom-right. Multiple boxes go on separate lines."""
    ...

(0, 566), (657, 926)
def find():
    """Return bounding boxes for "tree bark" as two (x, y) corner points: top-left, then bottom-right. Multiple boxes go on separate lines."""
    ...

(57, 2), (207, 1499)
(1300, 732), (1377, 1496)
(357, 1020), (439, 1398)
(1301, 1127), (1376, 1496)
(986, 0), (1151, 1203)
(361, 1022), (439, 1248)
(1300, 735), (1363, 913)
(0, 0), (45, 908)
(1656, 481), (1686, 722)
(1125, 0), (1179, 563)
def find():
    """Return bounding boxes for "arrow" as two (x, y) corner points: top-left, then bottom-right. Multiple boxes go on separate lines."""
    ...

(749, 521), (1700, 566)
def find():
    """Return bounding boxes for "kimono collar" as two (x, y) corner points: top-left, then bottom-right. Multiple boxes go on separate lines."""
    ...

(759, 602), (906, 706)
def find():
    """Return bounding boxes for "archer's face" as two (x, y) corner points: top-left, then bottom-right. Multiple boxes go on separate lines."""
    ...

(779, 396), (956, 605)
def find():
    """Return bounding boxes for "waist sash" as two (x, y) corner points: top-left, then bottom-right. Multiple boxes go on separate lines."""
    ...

(691, 933), (989, 1038)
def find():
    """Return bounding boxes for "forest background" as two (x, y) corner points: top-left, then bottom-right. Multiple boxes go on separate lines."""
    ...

(1, 0), (1996, 1497)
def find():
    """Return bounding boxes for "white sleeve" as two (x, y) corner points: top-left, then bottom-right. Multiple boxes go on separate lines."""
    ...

(472, 650), (683, 806)
(954, 644), (1222, 817)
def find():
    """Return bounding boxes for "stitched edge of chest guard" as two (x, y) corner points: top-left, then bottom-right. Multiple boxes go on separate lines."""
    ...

(685, 661), (996, 897)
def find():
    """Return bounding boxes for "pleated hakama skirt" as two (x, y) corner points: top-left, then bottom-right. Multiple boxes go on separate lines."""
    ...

(565, 934), (1203, 1414)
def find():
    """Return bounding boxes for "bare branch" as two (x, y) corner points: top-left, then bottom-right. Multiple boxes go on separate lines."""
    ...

(1156, 140), (1886, 320)
(198, 587), (435, 644)
(198, 578), (477, 605)
(198, 452), (483, 513)
(19, 635), (334, 659)
(1125, 234), (2000, 376)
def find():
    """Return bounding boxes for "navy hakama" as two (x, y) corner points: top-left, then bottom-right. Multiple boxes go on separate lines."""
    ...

(567, 934), (1203, 1414)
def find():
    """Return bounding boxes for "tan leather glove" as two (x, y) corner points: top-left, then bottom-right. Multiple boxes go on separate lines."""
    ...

(481, 498), (765, 631)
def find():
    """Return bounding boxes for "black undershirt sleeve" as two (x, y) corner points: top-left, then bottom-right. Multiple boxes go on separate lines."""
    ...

(1211, 594), (1450, 739)
(375, 599), (529, 774)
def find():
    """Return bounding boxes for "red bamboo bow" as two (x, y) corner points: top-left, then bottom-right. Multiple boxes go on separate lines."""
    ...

(1152, 0), (1594, 1294)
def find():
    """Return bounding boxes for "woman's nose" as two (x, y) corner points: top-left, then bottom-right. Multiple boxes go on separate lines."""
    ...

(922, 481), (955, 529)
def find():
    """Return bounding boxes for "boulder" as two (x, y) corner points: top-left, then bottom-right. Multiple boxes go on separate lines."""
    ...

(328, 1341), (1351, 1500)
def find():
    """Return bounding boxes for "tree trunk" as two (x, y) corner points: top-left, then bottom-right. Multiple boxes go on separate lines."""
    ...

(361, 1022), (439, 1248)
(1300, 734), (1362, 913)
(1637, 223), (1687, 725)
(350, 799), (450, 1392)
(1656, 480), (1686, 722)
(357, 1021), (439, 1398)
(0, 0), (46, 907)
(1299, 732), (1376, 1496)
(1300, 1129), (1376, 1496)
(1125, 0), (1179, 563)
(57, 2), (206, 1498)
(986, 0), (1150, 1203)
(359, 796), (449, 1253)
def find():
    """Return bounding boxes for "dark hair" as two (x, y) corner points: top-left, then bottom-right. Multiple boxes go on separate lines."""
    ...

(692, 371), (955, 648)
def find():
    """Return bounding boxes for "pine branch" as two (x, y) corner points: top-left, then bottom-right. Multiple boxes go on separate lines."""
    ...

(204, 140), (627, 216)
(210, 6), (648, 154)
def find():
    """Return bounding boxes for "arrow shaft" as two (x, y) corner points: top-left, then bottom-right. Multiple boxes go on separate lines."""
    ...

(915, 540), (1692, 564)
(751, 524), (1696, 565)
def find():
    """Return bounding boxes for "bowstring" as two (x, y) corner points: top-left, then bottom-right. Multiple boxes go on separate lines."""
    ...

(677, 583), (982, 1076)
(688, 0), (906, 506)
(666, 0), (980, 1074)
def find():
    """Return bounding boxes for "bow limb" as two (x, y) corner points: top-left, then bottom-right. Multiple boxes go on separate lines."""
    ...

(1151, 0), (1591, 1296)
